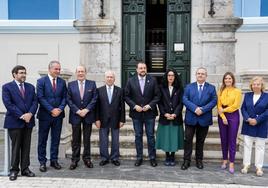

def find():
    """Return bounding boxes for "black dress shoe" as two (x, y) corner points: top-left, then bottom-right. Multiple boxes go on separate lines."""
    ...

(50, 161), (62, 170)
(111, 160), (120, 166)
(9, 172), (18, 181)
(181, 160), (190, 170)
(150, 159), (158, 167)
(84, 160), (93, 168)
(21, 169), (35, 177)
(134, 159), (143, 167)
(99, 160), (109, 166)
(69, 162), (77, 170)
(196, 160), (204, 169)
(39, 164), (47, 172)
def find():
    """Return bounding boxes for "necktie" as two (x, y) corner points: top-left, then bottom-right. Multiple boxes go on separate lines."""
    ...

(80, 81), (84, 99)
(108, 86), (112, 104)
(52, 78), (56, 92)
(140, 78), (145, 94)
(19, 83), (25, 98)
(198, 84), (203, 99)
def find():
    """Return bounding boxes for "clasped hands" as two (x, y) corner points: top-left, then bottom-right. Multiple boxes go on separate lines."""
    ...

(247, 118), (257, 126)
(195, 107), (203, 116)
(134, 105), (151, 112)
(20, 113), (33, 123)
(164, 113), (176, 120)
(51, 108), (62, 117)
(76, 109), (89, 118)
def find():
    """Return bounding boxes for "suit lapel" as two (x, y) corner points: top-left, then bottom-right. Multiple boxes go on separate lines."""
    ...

(143, 76), (150, 96)
(135, 76), (143, 96)
(45, 76), (54, 93)
(254, 92), (264, 107)
(12, 81), (25, 100)
(111, 86), (117, 104)
(103, 86), (109, 104)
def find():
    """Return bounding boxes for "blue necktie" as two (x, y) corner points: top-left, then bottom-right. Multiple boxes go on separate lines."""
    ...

(198, 85), (203, 99)
(108, 86), (112, 104)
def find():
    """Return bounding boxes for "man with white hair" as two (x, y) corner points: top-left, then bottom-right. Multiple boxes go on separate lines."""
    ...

(95, 70), (125, 166)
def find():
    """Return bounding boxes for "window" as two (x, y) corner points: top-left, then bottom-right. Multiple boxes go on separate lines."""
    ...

(8, 0), (59, 20)
(235, 0), (268, 17)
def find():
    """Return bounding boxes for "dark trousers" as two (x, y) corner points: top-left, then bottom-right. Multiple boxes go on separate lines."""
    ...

(133, 118), (156, 160)
(183, 124), (209, 161)
(38, 118), (63, 164)
(218, 110), (240, 163)
(8, 127), (32, 173)
(71, 122), (92, 162)
(99, 127), (119, 161)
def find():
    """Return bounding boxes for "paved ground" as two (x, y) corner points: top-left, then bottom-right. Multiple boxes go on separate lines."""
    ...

(0, 129), (268, 187)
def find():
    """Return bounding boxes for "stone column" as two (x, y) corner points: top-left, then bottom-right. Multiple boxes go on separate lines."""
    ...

(38, 69), (73, 158)
(74, 0), (115, 86)
(192, 0), (243, 87)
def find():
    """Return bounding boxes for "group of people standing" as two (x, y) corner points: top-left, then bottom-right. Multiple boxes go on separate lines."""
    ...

(2, 61), (268, 181)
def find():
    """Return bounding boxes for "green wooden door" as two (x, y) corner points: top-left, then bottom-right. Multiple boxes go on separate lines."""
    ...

(167, 0), (191, 86)
(122, 0), (146, 86)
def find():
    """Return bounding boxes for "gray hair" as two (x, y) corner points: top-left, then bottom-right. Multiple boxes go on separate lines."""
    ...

(104, 70), (115, 77)
(196, 67), (207, 74)
(48, 60), (60, 69)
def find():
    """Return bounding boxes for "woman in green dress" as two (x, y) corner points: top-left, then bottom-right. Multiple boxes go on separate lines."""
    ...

(156, 69), (184, 166)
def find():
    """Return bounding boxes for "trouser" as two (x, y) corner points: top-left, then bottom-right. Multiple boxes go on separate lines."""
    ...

(8, 127), (32, 173)
(38, 118), (63, 164)
(71, 122), (92, 162)
(99, 127), (120, 161)
(243, 135), (266, 169)
(133, 118), (156, 160)
(183, 124), (209, 161)
(218, 110), (240, 163)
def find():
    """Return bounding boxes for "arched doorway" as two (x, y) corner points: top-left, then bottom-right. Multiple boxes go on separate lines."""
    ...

(122, 0), (191, 86)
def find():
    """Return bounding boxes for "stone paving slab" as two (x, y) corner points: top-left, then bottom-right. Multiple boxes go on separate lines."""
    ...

(0, 177), (267, 188)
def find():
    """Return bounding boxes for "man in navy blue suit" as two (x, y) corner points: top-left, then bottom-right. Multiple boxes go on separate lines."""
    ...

(181, 67), (217, 170)
(125, 62), (160, 167)
(67, 65), (98, 170)
(37, 60), (67, 172)
(2, 65), (38, 181)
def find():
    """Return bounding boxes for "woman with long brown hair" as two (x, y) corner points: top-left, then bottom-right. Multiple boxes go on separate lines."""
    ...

(217, 72), (242, 174)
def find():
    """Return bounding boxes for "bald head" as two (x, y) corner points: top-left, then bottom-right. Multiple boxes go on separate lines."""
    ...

(76, 65), (87, 81)
(105, 70), (115, 86)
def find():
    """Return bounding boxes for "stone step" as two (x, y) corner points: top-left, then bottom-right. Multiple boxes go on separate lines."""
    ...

(91, 122), (221, 138)
(88, 135), (239, 151)
(65, 147), (242, 163)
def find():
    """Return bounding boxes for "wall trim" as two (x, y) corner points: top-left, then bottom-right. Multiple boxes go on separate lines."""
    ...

(237, 17), (268, 32)
(0, 20), (79, 33)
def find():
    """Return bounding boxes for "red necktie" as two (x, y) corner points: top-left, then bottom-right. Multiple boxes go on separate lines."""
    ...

(52, 78), (56, 92)
(19, 83), (25, 98)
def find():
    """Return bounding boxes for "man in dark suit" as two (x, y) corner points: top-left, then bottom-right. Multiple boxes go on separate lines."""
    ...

(125, 61), (160, 167)
(37, 60), (67, 172)
(95, 70), (125, 166)
(2, 65), (38, 181)
(67, 65), (98, 170)
(181, 67), (217, 170)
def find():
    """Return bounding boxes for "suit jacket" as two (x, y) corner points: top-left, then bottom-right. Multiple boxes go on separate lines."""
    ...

(37, 75), (67, 120)
(183, 82), (217, 127)
(67, 79), (98, 125)
(2, 81), (38, 129)
(158, 85), (183, 125)
(95, 85), (125, 129)
(125, 74), (160, 119)
(241, 92), (268, 138)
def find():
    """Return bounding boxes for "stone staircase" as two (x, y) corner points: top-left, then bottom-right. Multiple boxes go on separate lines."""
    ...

(66, 114), (243, 162)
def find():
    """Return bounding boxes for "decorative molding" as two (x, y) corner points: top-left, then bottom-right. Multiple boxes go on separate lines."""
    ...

(237, 17), (268, 32)
(74, 19), (115, 33)
(198, 18), (243, 33)
(0, 20), (78, 33)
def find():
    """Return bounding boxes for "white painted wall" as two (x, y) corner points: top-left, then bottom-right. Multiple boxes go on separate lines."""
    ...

(235, 17), (268, 73)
